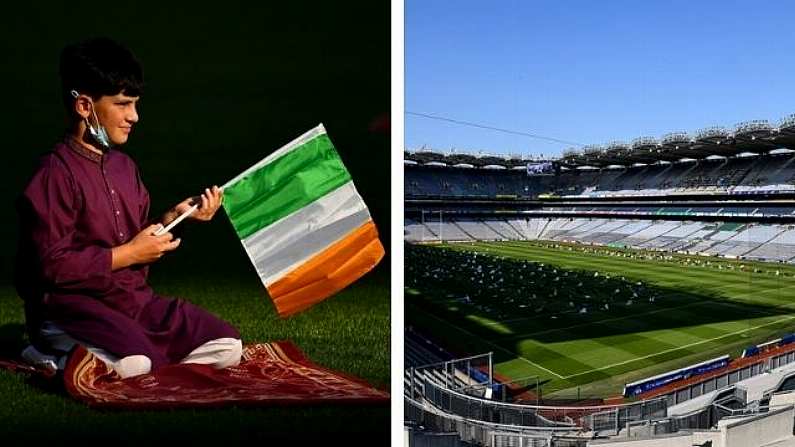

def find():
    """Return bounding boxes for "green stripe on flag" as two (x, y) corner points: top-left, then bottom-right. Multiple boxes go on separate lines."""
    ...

(223, 134), (351, 239)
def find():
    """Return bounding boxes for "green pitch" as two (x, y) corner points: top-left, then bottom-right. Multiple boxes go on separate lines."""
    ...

(406, 241), (795, 398)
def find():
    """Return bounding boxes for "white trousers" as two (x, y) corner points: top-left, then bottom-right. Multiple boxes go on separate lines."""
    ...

(23, 321), (242, 379)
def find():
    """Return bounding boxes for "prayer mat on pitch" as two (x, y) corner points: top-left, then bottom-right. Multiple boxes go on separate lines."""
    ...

(2, 341), (389, 409)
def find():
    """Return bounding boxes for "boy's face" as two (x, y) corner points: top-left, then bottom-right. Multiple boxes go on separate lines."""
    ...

(92, 93), (140, 146)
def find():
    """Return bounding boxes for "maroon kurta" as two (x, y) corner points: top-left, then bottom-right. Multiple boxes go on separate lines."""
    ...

(14, 139), (239, 370)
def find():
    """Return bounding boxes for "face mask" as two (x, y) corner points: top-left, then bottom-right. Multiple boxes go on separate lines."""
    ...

(70, 90), (111, 149)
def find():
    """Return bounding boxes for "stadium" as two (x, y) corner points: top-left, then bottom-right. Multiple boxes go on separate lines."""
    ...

(404, 114), (795, 446)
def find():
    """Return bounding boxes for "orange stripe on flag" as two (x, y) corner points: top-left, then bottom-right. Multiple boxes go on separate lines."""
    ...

(268, 220), (384, 317)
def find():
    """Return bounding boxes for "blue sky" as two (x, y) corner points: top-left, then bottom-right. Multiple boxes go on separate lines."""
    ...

(406, 0), (795, 157)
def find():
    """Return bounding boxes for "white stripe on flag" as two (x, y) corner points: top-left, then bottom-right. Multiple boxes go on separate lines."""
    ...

(240, 181), (371, 285)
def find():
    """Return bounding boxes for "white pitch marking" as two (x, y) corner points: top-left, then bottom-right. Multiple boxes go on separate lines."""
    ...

(498, 296), (795, 343)
(561, 314), (795, 380)
(417, 308), (565, 379)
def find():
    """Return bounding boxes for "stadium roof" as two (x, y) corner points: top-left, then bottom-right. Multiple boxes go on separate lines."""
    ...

(403, 150), (544, 168)
(561, 116), (795, 167)
(405, 113), (795, 168)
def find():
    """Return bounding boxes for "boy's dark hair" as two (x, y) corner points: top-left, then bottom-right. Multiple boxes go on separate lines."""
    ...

(59, 37), (144, 113)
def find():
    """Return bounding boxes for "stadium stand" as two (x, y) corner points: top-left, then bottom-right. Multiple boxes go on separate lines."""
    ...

(746, 227), (795, 261)
(590, 406), (795, 447)
(404, 215), (795, 263)
(454, 218), (503, 240)
(702, 224), (784, 257)
(405, 320), (795, 446)
(619, 221), (682, 247)
(405, 165), (547, 198)
(482, 219), (525, 239)
(406, 121), (795, 198)
(638, 222), (705, 249)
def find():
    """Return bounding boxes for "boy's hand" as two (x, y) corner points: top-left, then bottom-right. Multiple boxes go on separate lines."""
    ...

(128, 224), (181, 263)
(112, 224), (180, 270)
(174, 185), (223, 222)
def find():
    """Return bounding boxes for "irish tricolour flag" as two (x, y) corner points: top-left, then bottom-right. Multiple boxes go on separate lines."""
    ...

(221, 124), (384, 317)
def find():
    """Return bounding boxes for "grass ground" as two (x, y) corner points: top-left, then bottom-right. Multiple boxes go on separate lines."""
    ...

(0, 265), (390, 443)
(405, 241), (795, 399)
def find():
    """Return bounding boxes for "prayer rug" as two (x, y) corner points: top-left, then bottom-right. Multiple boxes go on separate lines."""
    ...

(3, 341), (389, 409)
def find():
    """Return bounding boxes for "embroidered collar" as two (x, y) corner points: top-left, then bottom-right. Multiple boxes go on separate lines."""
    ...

(64, 137), (104, 163)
